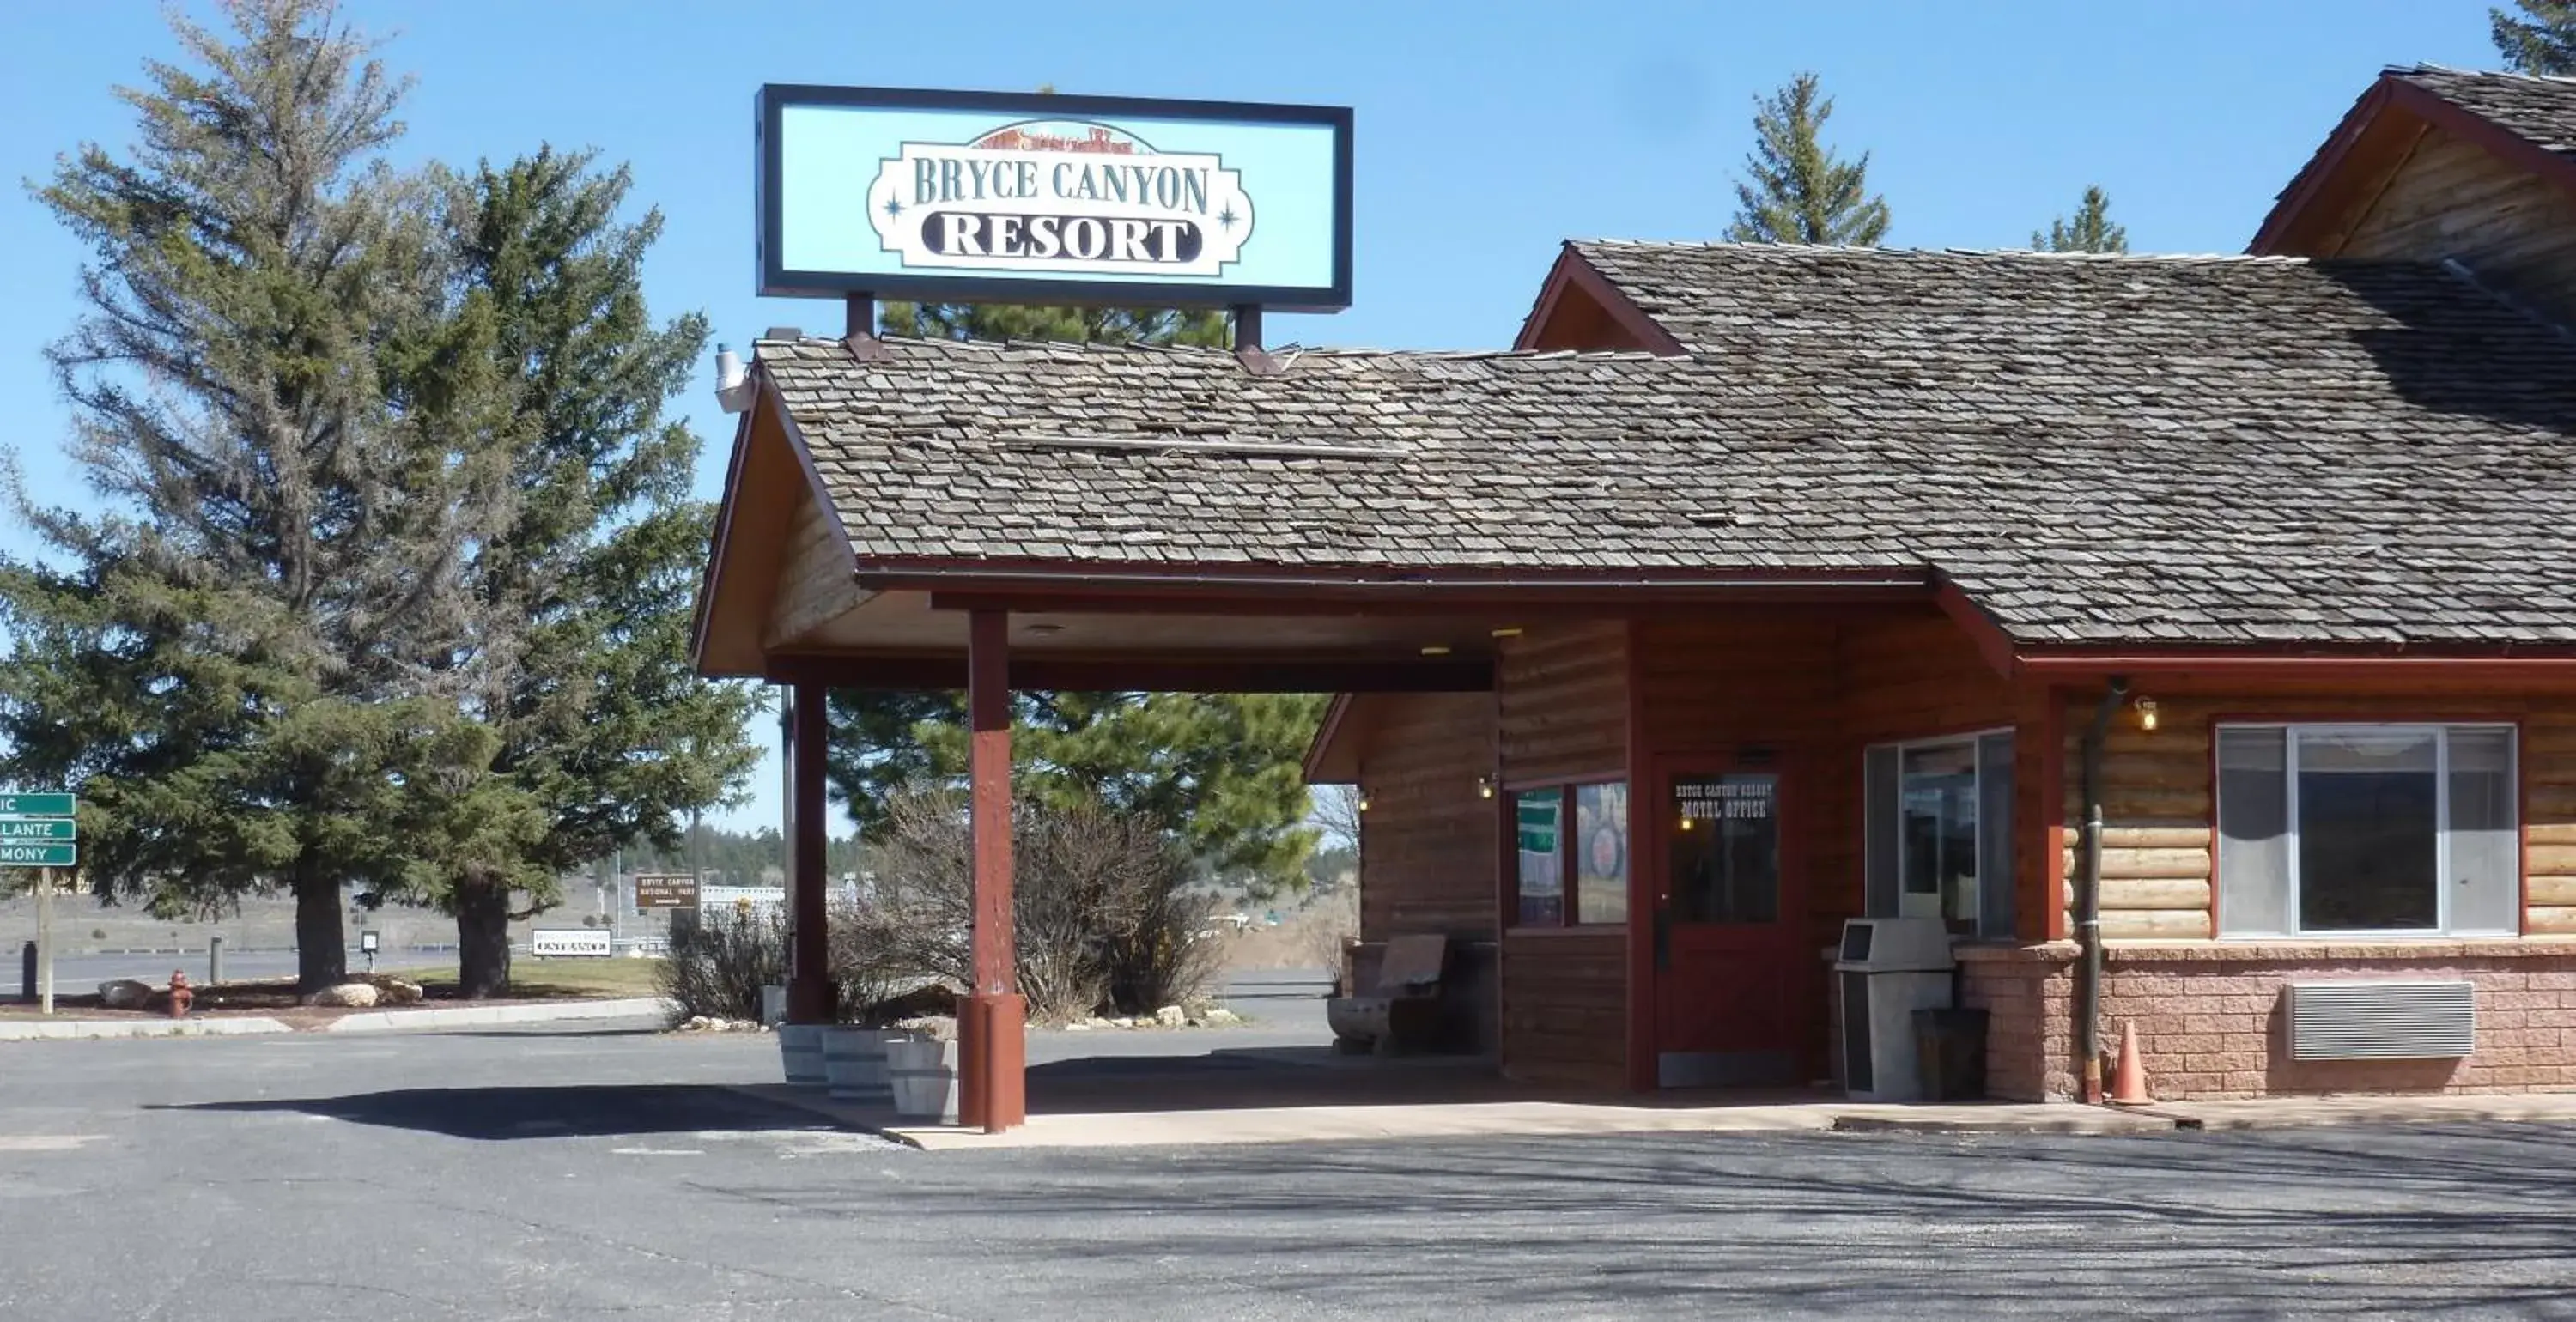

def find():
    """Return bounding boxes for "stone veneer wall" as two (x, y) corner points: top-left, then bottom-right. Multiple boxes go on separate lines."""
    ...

(1959, 941), (2576, 1101)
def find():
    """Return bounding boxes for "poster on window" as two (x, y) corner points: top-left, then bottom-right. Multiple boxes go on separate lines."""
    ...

(1515, 791), (1563, 925)
(1576, 782), (1629, 925)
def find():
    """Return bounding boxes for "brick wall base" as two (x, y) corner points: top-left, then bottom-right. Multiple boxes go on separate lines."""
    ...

(1960, 940), (2576, 1101)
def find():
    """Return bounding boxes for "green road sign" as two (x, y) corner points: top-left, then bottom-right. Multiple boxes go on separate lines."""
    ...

(0, 820), (74, 840)
(0, 793), (75, 816)
(0, 843), (76, 867)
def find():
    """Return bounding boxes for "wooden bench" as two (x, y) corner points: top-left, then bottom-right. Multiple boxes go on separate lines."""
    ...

(1325, 933), (1448, 1055)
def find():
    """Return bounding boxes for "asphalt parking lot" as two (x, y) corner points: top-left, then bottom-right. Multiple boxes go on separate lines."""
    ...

(5, 1021), (2576, 1320)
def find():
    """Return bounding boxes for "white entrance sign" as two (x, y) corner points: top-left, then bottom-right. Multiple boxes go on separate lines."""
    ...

(530, 930), (613, 958)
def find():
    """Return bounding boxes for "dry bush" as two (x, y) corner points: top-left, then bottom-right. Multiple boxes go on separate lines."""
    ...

(865, 789), (1217, 1023)
(1301, 883), (1361, 992)
(655, 905), (786, 1023)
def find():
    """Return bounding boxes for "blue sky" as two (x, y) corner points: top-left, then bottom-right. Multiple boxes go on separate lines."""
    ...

(0, 1), (2505, 832)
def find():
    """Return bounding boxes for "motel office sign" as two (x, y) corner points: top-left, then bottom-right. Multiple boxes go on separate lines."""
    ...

(757, 86), (1352, 311)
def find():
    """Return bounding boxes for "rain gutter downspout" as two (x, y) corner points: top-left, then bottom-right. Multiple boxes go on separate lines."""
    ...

(2076, 676), (2129, 1106)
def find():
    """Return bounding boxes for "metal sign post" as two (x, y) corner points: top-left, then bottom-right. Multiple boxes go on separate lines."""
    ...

(2, 795), (80, 1016)
(34, 866), (52, 1016)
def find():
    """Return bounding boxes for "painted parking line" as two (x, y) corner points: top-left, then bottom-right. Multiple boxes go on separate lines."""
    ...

(0, 1135), (102, 1152)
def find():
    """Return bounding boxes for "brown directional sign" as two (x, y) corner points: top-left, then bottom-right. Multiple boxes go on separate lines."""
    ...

(633, 873), (699, 910)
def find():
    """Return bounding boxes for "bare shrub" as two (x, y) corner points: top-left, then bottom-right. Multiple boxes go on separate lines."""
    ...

(655, 905), (785, 1024)
(1301, 883), (1361, 994)
(865, 789), (1215, 1024)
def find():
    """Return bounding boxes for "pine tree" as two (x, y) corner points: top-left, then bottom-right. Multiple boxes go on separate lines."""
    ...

(1, 0), (507, 992)
(1725, 72), (1892, 246)
(2493, 2), (2576, 75)
(396, 149), (762, 997)
(2032, 185), (2129, 253)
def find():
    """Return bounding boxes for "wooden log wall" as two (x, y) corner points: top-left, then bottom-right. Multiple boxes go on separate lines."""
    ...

(1493, 622), (1631, 1086)
(1353, 692), (1500, 943)
(1499, 930), (1626, 1088)
(1497, 621), (1629, 784)
(2057, 691), (2576, 939)
(2341, 125), (2576, 329)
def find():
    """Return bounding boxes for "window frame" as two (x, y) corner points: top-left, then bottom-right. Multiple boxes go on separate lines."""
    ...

(1867, 725), (2015, 940)
(1506, 773), (1629, 931)
(2215, 720), (2520, 941)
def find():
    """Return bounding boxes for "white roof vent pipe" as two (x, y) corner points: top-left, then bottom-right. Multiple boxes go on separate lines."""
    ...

(714, 343), (756, 414)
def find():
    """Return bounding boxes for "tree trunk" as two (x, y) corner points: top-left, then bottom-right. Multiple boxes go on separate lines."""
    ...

(455, 881), (512, 1000)
(293, 858), (347, 995)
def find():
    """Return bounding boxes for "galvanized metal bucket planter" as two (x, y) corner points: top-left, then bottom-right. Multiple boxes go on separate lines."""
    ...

(886, 1035), (956, 1122)
(777, 1022), (826, 1086)
(823, 1027), (902, 1105)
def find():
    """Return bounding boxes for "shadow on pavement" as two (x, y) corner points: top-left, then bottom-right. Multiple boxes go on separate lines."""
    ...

(710, 1120), (2576, 1316)
(157, 1084), (835, 1140)
(1021, 1046), (1629, 1116)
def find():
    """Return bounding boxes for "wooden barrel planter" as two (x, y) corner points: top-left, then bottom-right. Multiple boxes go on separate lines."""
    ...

(777, 1023), (825, 1087)
(822, 1028), (899, 1105)
(886, 1036), (956, 1122)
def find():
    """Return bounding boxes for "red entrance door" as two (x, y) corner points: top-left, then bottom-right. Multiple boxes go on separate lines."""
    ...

(1652, 758), (1811, 1088)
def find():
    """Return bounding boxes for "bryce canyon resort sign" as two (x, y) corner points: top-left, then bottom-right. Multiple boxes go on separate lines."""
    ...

(757, 86), (1352, 311)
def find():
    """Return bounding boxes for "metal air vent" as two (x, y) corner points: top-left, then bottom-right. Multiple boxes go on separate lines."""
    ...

(2287, 981), (2476, 1061)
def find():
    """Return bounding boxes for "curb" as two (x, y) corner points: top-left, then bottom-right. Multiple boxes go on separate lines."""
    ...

(322, 996), (672, 1033)
(1831, 1108), (2184, 1136)
(0, 1016), (293, 1041)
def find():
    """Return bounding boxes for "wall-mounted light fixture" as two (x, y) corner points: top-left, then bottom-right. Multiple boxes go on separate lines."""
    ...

(2134, 696), (2160, 732)
(1419, 645), (1451, 657)
(1677, 814), (1694, 833)
(1356, 789), (1370, 813)
(1490, 626), (1523, 639)
(1476, 775), (1493, 800)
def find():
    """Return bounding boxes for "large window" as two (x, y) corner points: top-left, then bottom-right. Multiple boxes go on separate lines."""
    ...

(1864, 731), (2014, 938)
(1511, 780), (1628, 927)
(2217, 724), (2517, 937)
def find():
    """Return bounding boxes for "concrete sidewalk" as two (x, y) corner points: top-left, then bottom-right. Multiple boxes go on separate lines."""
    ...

(737, 1085), (2178, 1151)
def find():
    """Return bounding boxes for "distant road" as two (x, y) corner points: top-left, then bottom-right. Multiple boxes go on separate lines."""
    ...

(3, 948), (452, 997)
(13, 957), (1338, 1004)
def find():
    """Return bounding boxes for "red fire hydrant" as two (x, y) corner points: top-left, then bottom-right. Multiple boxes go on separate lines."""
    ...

(167, 971), (193, 1019)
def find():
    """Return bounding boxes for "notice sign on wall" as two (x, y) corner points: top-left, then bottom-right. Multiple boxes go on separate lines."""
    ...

(759, 86), (1352, 310)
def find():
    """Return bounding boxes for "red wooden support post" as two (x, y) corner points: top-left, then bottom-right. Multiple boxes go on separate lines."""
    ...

(963, 609), (1026, 1131)
(786, 680), (835, 1024)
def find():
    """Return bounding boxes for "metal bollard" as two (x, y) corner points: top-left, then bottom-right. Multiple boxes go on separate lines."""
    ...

(209, 934), (225, 986)
(17, 942), (31, 1004)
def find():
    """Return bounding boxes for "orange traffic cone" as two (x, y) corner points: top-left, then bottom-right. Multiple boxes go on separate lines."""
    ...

(2108, 1020), (2154, 1106)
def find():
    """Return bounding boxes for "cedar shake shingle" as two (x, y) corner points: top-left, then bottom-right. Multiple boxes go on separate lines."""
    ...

(761, 243), (2576, 648)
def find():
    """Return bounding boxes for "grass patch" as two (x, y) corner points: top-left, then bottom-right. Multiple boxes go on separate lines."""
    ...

(386, 956), (668, 1001)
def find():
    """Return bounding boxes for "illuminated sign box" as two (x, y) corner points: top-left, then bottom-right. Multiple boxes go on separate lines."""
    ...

(757, 86), (1352, 312)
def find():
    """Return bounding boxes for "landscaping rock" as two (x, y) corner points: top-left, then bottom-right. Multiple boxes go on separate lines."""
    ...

(1202, 1007), (1242, 1026)
(98, 979), (155, 1010)
(304, 982), (380, 1009)
(369, 978), (424, 1007)
(1153, 1004), (1188, 1028)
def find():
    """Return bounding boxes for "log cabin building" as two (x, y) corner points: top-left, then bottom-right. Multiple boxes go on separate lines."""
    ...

(696, 66), (2576, 1117)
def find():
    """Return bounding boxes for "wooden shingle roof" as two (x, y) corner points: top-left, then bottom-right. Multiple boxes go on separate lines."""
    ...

(2396, 64), (2576, 155)
(759, 243), (2576, 649)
